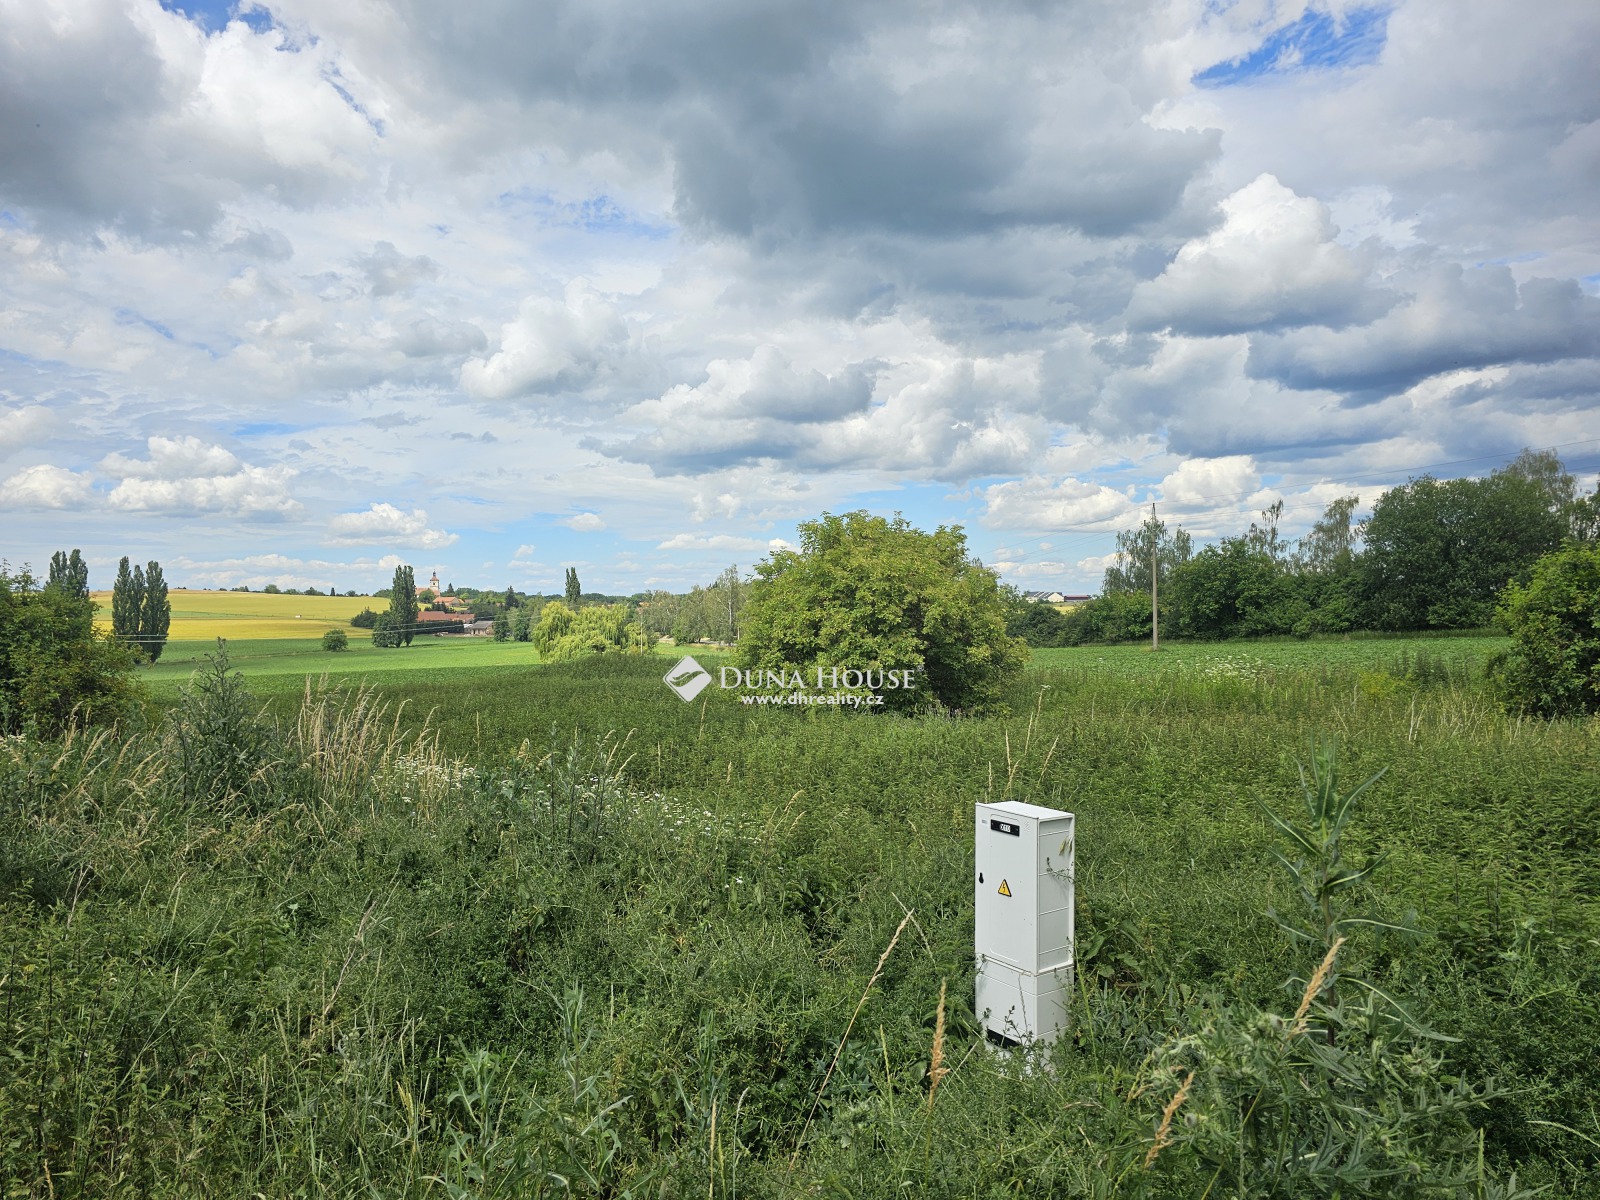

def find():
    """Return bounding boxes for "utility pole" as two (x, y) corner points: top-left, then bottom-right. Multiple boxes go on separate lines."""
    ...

(1150, 502), (1159, 653)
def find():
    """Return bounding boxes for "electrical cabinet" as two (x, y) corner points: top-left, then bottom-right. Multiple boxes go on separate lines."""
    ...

(975, 800), (1074, 1044)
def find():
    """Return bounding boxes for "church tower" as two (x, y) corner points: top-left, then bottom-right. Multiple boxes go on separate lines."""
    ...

(429, 571), (441, 593)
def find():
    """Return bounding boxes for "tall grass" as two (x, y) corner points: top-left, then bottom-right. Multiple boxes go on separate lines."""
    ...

(1, 643), (1595, 1196)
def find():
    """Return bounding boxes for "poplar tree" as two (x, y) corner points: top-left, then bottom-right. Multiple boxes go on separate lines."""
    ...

(112, 557), (145, 645)
(47, 549), (90, 599)
(386, 565), (418, 647)
(564, 567), (581, 606)
(141, 560), (171, 662)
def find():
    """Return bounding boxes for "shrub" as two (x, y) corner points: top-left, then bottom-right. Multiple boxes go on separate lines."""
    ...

(322, 628), (349, 652)
(1490, 542), (1600, 716)
(371, 612), (402, 648)
(165, 641), (276, 810)
(350, 607), (379, 629)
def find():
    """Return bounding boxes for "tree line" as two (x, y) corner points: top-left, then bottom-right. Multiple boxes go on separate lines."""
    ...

(1020, 449), (1596, 645)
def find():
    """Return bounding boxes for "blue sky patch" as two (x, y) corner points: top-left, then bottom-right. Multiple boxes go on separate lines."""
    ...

(158, 1), (273, 34)
(1196, 6), (1390, 87)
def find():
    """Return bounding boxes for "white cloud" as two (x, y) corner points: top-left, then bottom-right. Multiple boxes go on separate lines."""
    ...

(1127, 175), (1383, 335)
(1157, 455), (1260, 507)
(98, 435), (298, 515)
(101, 434), (240, 480)
(460, 280), (634, 399)
(0, 405), (54, 458)
(0, 464), (94, 509)
(325, 502), (458, 548)
(563, 512), (606, 532)
(981, 475), (1135, 530)
(511, 543), (537, 559)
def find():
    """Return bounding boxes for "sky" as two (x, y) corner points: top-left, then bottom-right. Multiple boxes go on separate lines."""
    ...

(1, 0), (1597, 596)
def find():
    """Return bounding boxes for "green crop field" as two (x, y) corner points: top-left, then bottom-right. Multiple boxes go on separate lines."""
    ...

(5, 633), (1597, 1196)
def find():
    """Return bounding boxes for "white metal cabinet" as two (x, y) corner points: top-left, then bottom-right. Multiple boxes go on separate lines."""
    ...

(975, 800), (1075, 1043)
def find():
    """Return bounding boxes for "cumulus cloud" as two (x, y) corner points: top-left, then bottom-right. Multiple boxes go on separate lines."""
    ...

(0, 0), (383, 240)
(1127, 175), (1387, 334)
(1157, 455), (1260, 507)
(460, 281), (634, 399)
(99, 435), (299, 515)
(597, 346), (876, 472)
(101, 434), (240, 479)
(325, 502), (458, 548)
(981, 475), (1135, 530)
(563, 512), (605, 532)
(598, 346), (1046, 480)
(0, 464), (94, 509)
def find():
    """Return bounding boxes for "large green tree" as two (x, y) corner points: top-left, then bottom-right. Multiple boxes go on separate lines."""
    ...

(1358, 450), (1572, 630)
(1172, 536), (1306, 640)
(564, 567), (581, 607)
(735, 511), (1026, 713)
(0, 563), (140, 734)
(385, 565), (419, 647)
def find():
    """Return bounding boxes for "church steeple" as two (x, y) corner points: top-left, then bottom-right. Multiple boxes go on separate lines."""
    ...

(429, 571), (440, 593)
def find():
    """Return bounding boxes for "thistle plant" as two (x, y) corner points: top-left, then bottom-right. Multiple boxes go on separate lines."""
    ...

(1261, 737), (1404, 951)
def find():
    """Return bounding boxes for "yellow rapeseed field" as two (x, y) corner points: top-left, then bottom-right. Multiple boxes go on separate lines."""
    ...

(90, 589), (377, 641)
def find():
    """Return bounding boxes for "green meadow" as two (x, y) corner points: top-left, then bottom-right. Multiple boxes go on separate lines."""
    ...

(4, 633), (1597, 1196)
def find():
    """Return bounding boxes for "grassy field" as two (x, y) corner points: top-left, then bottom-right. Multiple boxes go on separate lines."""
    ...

(5, 633), (1597, 1196)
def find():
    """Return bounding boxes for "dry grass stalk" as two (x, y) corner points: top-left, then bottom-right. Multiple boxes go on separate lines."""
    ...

(1142, 1070), (1194, 1169)
(927, 978), (949, 1111)
(1290, 936), (1347, 1036)
(790, 909), (914, 1166)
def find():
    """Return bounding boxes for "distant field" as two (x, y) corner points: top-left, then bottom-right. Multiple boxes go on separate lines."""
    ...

(136, 595), (729, 692)
(92, 588), (377, 641)
(142, 635), (542, 685)
(1030, 634), (1506, 677)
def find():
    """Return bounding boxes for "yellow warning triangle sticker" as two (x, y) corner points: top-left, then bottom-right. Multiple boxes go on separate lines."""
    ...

(997, 879), (1012, 897)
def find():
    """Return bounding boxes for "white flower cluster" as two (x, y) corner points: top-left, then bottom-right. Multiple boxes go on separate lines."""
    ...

(1184, 655), (1268, 680)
